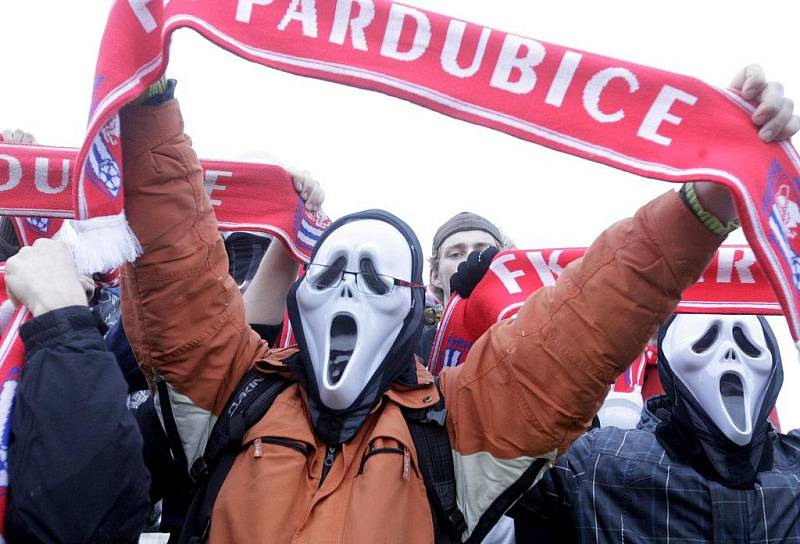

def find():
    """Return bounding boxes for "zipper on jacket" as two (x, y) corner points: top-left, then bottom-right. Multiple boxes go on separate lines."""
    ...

(319, 445), (340, 488)
(253, 436), (311, 457)
(358, 445), (404, 474)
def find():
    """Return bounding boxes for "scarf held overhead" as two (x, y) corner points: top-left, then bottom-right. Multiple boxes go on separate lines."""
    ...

(62, 0), (800, 342)
(428, 247), (780, 375)
(0, 143), (330, 263)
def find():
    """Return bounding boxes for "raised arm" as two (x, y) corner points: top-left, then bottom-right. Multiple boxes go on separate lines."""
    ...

(5, 239), (149, 543)
(243, 168), (324, 330)
(439, 65), (798, 539)
(443, 62), (798, 457)
(120, 84), (266, 467)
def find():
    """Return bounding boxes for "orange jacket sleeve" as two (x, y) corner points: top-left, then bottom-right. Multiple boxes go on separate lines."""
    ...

(441, 190), (723, 537)
(443, 190), (722, 459)
(119, 101), (267, 463)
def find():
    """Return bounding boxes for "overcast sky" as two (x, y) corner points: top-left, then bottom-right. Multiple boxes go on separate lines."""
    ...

(3, 0), (800, 427)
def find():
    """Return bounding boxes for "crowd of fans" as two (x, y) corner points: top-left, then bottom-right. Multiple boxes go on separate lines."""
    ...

(1, 63), (799, 543)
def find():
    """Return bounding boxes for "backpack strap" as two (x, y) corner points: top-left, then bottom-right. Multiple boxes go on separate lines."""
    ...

(179, 368), (292, 543)
(403, 379), (467, 544)
(154, 376), (190, 475)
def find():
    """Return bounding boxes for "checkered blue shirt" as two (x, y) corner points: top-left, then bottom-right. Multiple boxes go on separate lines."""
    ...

(513, 403), (800, 543)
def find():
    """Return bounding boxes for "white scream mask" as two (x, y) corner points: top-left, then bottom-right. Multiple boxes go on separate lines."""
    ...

(294, 219), (414, 410)
(661, 315), (773, 446)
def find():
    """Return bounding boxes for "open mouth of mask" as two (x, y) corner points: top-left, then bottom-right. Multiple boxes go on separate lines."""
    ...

(328, 315), (357, 385)
(719, 372), (746, 431)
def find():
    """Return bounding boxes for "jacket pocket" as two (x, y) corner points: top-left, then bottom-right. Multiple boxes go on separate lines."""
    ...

(345, 437), (430, 543)
(250, 436), (311, 458)
(358, 437), (412, 479)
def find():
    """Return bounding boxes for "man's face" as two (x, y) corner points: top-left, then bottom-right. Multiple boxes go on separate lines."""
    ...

(431, 230), (498, 303)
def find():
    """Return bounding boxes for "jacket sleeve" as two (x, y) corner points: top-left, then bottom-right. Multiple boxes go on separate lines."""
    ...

(6, 306), (150, 544)
(120, 100), (267, 467)
(440, 190), (722, 539)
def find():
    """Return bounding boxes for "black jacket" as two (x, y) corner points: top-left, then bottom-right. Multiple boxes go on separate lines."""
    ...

(6, 306), (150, 543)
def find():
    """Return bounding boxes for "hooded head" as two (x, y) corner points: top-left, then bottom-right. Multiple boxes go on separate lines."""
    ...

(656, 314), (783, 486)
(287, 210), (425, 444)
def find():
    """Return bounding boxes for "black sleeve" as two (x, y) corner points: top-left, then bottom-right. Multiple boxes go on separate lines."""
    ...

(250, 322), (284, 346)
(510, 469), (575, 543)
(105, 319), (148, 394)
(6, 306), (151, 544)
(134, 396), (193, 535)
(415, 325), (437, 367)
(509, 435), (591, 544)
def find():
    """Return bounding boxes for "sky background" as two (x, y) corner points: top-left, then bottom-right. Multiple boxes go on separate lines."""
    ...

(2, 1), (800, 427)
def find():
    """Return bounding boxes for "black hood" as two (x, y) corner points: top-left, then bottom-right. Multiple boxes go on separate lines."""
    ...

(286, 209), (424, 444)
(655, 314), (783, 488)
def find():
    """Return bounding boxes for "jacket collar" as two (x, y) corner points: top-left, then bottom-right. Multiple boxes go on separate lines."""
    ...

(255, 354), (439, 422)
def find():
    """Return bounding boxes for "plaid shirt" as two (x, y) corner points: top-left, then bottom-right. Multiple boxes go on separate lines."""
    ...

(513, 400), (800, 543)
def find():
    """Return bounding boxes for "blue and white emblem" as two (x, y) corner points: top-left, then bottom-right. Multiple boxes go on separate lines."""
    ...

(769, 183), (800, 290)
(294, 206), (330, 252)
(443, 348), (463, 368)
(86, 116), (122, 198)
(25, 217), (49, 233)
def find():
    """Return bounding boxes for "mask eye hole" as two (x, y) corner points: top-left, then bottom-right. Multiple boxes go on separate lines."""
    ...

(733, 325), (762, 358)
(308, 256), (347, 290)
(692, 323), (719, 353)
(359, 258), (392, 295)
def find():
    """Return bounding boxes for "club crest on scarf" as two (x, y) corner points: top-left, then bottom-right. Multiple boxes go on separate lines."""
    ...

(429, 335), (472, 375)
(443, 337), (471, 368)
(442, 347), (464, 369)
(14, 217), (65, 247)
(292, 203), (331, 253)
(764, 160), (800, 290)
(24, 217), (49, 234)
(85, 115), (122, 199)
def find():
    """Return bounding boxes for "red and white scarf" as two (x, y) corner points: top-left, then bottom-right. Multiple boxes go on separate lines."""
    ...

(429, 246), (779, 375)
(18, 0), (796, 343)
(0, 144), (330, 263)
(0, 268), (29, 535)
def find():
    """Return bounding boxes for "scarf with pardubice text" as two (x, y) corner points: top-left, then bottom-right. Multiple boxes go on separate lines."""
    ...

(45, 0), (800, 344)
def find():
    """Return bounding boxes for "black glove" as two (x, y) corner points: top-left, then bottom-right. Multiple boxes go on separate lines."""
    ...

(449, 246), (499, 299)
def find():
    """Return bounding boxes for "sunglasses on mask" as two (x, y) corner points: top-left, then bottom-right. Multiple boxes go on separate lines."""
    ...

(305, 256), (423, 296)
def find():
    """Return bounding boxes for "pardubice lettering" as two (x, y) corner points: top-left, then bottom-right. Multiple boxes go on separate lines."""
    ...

(0, 152), (230, 200)
(130, 0), (698, 148)
(0, 155), (71, 194)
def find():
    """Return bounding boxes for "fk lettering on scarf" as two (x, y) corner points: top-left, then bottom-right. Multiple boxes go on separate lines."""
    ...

(428, 247), (780, 375)
(38, 0), (797, 344)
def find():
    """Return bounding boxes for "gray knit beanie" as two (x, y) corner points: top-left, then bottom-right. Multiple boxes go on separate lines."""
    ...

(431, 212), (502, 256)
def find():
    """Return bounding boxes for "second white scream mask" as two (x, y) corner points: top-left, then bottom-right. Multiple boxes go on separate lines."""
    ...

(660, 314), (774, 446)
(287, 210), (425, 444)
